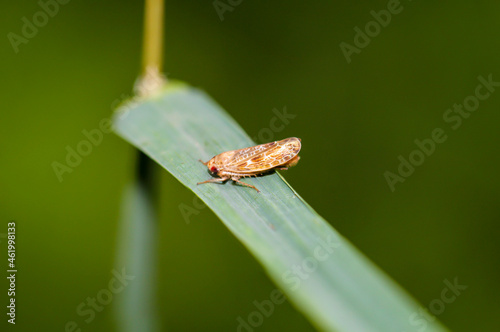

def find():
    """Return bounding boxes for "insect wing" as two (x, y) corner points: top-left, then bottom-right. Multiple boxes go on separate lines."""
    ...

(227, 141), (276, 164)
(225, 138), (300, 173)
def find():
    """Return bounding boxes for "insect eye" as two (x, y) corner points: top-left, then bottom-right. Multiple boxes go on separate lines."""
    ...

(210, 166), (218, 173)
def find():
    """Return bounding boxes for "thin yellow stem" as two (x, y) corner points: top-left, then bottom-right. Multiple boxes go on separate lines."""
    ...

(135, 0), (167, 97)
(142, 0), (164, 73)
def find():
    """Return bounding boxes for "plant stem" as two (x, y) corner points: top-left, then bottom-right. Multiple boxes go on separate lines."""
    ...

(136, 0), (167, 97)
(142, 0), (164, 73)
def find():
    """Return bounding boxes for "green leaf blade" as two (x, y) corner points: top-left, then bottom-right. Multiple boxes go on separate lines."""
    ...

(113, 84), (447, 332)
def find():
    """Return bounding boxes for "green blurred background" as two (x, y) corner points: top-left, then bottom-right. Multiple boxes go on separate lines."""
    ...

(1, 0), (499, 331)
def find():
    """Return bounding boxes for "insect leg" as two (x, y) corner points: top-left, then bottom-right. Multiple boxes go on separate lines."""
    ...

(231, 177), (260, 193)
(284, 155), (300, 168)
(197, 177), (229, 185)
(198, 159), (208, 165)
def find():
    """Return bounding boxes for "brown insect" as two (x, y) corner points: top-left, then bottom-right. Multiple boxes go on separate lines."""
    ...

(197, 137), (301, 192)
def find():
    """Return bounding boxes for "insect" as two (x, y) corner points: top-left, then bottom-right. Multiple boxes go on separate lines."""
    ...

(197, 137), (301, 192)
